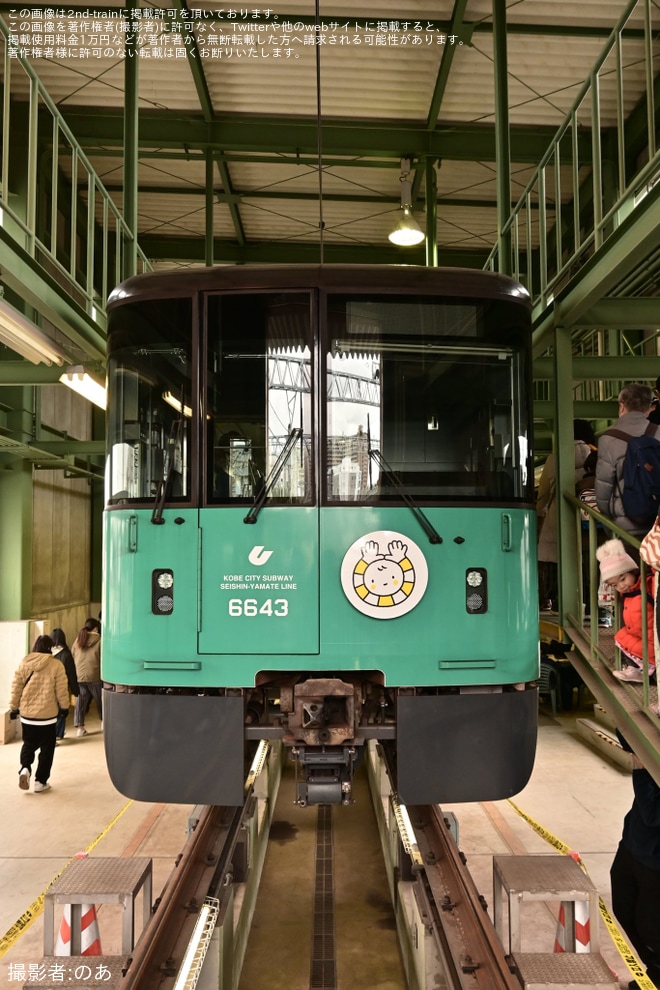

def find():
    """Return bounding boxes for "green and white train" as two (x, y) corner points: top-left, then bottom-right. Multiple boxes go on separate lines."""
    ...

(102, 265), (539, 807)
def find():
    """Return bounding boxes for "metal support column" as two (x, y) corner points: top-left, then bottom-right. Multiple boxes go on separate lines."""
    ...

(554, 326), (580, 625)
(425, 158), (438, 268)
(492, 0), (511, 276)
(0, 460), (34, 619)
(122, 23), (139, 280)
(205, 147), (215, 267)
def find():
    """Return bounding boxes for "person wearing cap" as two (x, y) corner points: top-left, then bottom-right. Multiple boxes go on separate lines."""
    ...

(610, 731), (660, 990)
(596, 538), (656, 684)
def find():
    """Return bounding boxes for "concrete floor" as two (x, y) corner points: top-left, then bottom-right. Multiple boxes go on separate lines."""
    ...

(0, 703), (648, 989)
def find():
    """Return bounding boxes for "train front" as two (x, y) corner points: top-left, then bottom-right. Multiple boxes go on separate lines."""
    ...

(102, 267), (539, 808)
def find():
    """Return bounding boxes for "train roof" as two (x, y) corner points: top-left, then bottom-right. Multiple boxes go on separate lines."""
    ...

(108, 265), (531, 310)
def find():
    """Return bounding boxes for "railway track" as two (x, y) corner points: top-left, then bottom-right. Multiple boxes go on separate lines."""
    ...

(118, 802), (243, 990)
(401, 803), (521, 990)
(115, 739), (279, 990)
(373, 744), (522, 990)
(109, 741), (522, 990)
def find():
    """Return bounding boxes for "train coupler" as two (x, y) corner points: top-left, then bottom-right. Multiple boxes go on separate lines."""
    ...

(291, 745), (357, 807)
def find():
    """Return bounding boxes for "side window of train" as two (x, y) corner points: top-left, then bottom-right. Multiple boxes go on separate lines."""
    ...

(205, 292), (313, 504)
(106, 297), (193, 504)
(325, 295), (530, 504)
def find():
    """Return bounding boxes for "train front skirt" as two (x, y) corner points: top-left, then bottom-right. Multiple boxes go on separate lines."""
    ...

(103, 686), (538, 806)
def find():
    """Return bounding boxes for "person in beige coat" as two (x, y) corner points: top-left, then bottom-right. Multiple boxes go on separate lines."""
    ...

(536, 420), (596, 609)
(9, 634), (69, 792)
(72, 617), (102, 737)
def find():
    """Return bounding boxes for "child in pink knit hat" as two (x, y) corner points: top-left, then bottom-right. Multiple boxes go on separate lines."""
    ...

(596, 538), (656, 683)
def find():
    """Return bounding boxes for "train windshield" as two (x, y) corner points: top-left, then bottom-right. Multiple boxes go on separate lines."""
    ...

(325, 295), (531, 504)
(206, 292), (313, 504)
(106, 297), (193, 503)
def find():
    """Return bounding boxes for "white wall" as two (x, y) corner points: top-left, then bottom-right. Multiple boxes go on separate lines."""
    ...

(0, 619), (47, 716)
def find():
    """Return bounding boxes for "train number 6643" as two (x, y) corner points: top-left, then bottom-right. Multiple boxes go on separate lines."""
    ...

(228, 598), (289, 617)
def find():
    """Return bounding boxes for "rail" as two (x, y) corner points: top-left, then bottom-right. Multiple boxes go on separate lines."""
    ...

(371, 742), (523, 990)
(116, 740), (282, 990)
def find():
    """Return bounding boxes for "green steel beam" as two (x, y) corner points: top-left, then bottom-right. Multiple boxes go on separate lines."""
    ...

(167, 0), (214, 120)
(101, 183), (510, 211)
(205, 149), (214, 266)
(0, 462), (34, 619)
(534, 400), (619, 419)
(215, 155), (246, 247)
(572, 298), (660, 329)
(163, 1), (245, 248)
(426, 0), (472, 130)
(136, 236), (489, 267)
(493, 0), (511, 276)
(0, 363), (64, 384)
(57, 110), (584, 164)
(27, 439), (105, 455)
(123, 29), (139, 279)
(0, 228), (106, 360)
(534, 355), (660, 380)
(425, 159), (438, 268)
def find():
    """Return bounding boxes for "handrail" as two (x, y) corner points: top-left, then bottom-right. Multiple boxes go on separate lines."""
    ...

(485, 0), (658, 319)
(0, 16), (151, 334)
(561, 491), (655, 713)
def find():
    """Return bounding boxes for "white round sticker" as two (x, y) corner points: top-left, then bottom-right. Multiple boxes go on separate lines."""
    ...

(340, 531), (428, 619)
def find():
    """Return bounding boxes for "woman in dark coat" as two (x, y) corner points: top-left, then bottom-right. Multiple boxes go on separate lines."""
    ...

(51, 628), (79, 739)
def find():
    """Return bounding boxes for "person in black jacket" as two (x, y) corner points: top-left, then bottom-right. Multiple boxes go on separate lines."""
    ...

(647, 377), (660, 426)
(611, 731), (660, 989)
(51, 628), (79, 740)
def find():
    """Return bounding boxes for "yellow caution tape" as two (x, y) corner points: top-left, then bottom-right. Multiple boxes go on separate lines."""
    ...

(507, 799), (658, 990)
(0, 799), (133, 959)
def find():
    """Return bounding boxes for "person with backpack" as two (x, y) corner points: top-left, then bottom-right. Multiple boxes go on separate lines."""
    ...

(595, 383), (660, 539)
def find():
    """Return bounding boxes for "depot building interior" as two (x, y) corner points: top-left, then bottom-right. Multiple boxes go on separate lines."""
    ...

(0, 0), (659, 780)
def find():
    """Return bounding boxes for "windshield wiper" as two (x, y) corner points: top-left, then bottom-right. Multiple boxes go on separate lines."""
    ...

(244, 427), (303, 524)
(151, 419), (183, 525)
(368, 445), (443, 545)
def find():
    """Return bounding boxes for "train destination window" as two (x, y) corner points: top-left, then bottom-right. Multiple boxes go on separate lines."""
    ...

(325, 296), (531, 504)
(206, 292), (313, 504)
(106, 297), (193, 505)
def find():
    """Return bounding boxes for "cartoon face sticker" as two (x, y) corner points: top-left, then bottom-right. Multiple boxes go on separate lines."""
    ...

(340, 531), (428, 619)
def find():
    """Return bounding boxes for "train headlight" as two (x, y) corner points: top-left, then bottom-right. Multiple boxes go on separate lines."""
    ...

(465, 568), (487, 613)
(152, 569), (174, 614)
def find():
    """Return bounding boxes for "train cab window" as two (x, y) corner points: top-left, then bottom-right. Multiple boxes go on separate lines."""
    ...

(106, 297), (193, 505)
(325, 295), (532, 504)
(205, 292), (313, 504)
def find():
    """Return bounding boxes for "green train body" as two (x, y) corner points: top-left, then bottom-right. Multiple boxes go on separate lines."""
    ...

(102, 265), (539, 807)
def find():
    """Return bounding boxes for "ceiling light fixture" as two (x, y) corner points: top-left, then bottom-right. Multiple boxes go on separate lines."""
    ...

(59, 366), (107, 409)
(0, 297), (68, 366)
(388, 158), (425, 247)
